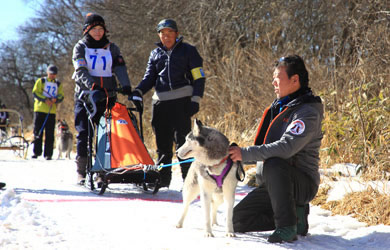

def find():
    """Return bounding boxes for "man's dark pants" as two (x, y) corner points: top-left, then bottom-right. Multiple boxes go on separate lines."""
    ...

(33, 112), (56, 158)
(151, 97), (192, 184)
(233, 157), (318, 232)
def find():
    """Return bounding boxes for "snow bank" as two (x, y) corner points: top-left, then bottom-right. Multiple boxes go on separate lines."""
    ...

(1, 189), (63, 249)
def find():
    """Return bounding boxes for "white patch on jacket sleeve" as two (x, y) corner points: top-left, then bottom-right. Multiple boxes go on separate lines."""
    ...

(287, 119), (305, 135)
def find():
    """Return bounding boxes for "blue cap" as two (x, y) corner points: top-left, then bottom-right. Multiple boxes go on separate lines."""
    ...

(156, 19), (178, 32)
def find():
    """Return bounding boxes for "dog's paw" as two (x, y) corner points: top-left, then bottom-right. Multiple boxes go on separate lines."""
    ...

(176, 223), (183, 228)
(204, 232), (214, 237)
(225, 232), (236, 237)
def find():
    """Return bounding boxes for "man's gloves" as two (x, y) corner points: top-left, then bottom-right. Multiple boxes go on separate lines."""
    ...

(129, 90), (143, 113)
(121, 86), (132, 96)
(189, 102), (199, 116)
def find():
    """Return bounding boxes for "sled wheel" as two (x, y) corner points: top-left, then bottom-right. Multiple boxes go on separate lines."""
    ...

(152, 179), (160, 194)
(98, 183), (108, 195)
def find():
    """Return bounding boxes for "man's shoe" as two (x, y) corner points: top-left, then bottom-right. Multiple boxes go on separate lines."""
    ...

(77, 174), (86, 186)
(45, 156), (52, 160)
(31, 155), (38, 159)
(297, 204), (309, 236)
(267, 225), (297, 243)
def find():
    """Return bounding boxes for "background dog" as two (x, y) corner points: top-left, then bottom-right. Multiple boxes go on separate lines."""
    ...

(56, 119), (73, 159)
(176, 119), (243, 237)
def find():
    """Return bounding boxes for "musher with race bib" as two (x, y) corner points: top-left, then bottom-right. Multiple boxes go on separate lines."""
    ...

(72, 13), (132, 185)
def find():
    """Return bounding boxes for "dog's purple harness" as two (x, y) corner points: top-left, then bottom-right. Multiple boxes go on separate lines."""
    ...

(208, 157), (233, 188)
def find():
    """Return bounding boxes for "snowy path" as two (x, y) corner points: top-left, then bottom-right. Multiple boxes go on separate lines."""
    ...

(1, 150), (390, 250)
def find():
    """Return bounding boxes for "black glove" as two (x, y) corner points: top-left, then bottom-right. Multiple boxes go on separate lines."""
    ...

(129, 90), (143, 113)
(121, 86), (132, 96)
(189, 102), (199, 116)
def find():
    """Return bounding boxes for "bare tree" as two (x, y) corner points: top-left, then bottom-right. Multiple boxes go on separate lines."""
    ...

(0, 0), (388, 174)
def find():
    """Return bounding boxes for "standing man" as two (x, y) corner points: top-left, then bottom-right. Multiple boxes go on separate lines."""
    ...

(229, 55), (323, 243)
(32, 64), (64, 160)
(132, 19), (206, 188)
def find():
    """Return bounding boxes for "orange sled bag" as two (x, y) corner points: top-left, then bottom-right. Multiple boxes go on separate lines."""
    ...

(92, 102), (154, 171)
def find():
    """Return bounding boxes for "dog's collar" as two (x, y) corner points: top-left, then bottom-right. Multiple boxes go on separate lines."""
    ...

(212, 155), (229, 168)
(207, 157), (233, 188)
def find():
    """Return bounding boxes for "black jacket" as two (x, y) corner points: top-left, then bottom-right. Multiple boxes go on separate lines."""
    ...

(136, 37), (205, 101)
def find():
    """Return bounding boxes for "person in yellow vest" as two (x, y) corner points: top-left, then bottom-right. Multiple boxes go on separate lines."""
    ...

(32, 65), (64, 160)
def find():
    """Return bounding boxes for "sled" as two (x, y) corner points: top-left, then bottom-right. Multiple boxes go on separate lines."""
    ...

(79, 90), (160, 195)
(0, 108), (29, 158)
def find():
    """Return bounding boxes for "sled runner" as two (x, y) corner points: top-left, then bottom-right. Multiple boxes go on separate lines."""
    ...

(79, 90), (160, 195)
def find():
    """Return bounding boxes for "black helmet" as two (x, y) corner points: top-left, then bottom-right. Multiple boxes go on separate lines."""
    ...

(156, 19), (178, 32)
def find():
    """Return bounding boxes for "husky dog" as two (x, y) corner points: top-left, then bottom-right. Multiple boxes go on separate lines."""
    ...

(176, 119), (241, 237)
(56, 119), (73, 159)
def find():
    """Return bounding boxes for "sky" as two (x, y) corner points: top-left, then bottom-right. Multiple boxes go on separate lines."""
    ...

(0, 0), (40, 42)
(1, 147), (390, 249)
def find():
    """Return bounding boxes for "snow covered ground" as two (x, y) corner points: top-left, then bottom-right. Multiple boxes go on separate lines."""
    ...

(1, 149), (390, 250)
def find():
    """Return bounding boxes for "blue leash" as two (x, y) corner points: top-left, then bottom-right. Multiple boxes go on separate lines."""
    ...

(157, 158), (195, 170)
(143, 158), (195, 180)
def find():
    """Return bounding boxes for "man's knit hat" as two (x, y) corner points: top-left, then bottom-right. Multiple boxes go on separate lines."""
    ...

(83, 13), (106, 35)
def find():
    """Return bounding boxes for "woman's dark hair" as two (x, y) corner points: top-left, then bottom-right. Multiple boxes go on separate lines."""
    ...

(274, 55), (309, 87)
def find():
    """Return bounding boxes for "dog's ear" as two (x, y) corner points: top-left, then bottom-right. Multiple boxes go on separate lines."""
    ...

(193, 119), (203, 136)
